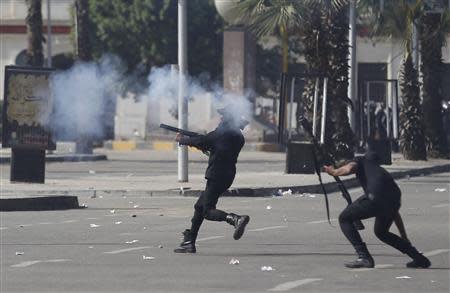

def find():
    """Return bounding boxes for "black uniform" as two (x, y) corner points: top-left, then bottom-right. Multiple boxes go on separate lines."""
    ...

(339, 152), (431, 268)
(174, 118), (250, 253)
(179, 120), (244, 238)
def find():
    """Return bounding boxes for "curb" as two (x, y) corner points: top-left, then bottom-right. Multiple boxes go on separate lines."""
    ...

(0, 154), (108, 164)
(1, 163), (448, 212)
(0, 195), (82, 212)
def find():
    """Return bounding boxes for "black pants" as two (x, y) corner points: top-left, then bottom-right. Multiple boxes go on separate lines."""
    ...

(190, 179), (233, 240)
(339, 195), (413, 255)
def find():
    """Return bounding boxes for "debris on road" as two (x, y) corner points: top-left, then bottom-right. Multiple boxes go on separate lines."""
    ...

(396, 276), (411, 279)
(434, 188), (447, 192)
(132, 215), (137, 218)
(15, 252), (24, 256)
(229, 258), (240, 265)
(125, 240), (139, 244)
(133, 205), (139, 208)
(115, 221), (122, 225)
(142, 256), (155, 260)
(158, 245), (163, 249)
(90, 224), (100, 228)
(110, 209), (115, 214)
(266, 205), (272, 210)
(89, 170), (96, 174)
(261, 266), (274, 271)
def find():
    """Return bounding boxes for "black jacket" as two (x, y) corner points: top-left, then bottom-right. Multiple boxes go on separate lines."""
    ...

(354, 156), (401, 203)
(178, 121), (245, 181)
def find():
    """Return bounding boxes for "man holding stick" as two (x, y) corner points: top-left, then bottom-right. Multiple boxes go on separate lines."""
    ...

(324, 151), (431, 268)
(173, 105), (250, 253)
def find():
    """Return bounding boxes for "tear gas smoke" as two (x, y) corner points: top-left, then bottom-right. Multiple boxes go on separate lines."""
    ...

(49, 56), (122, 139)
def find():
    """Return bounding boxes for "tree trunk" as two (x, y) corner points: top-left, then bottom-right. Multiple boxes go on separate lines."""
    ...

(399, 54), (427, 160)
(419, 13), (449, 158)
(26, 0), (44, 67)
(300, 5), (354, 161)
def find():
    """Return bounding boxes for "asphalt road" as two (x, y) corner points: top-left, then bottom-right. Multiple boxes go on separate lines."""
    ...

(0, 173), (449, 293)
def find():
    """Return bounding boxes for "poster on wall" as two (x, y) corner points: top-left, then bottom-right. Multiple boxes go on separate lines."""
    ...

(2, 66), (56, 150)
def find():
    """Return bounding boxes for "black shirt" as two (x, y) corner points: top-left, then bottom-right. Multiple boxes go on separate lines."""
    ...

(178, 121), (245, 181)
(354, 156), (401, 203)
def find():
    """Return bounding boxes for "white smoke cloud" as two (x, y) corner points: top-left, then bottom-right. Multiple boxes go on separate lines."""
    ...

(49, 55), (122, 139)
(146, 65), (253, 124)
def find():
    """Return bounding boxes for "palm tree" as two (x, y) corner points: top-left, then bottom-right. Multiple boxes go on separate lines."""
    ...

(236, 0), (355, 159)
(25, 0), (44, 66)
(419, 9), (450, 158)
(359, 0), (427, 160)
(300, 1), (355, 160)
(235, 0), (306, 73)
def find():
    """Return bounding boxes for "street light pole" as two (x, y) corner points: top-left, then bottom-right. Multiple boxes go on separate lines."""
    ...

(178, 0), (188, 182)
(348, 0), (357, 131)
(46, 0), (52, 67)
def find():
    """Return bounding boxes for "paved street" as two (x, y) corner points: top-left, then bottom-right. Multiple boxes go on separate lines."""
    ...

(1, 172), (449, 292)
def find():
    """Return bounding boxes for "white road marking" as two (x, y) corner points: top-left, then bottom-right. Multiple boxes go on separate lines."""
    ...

(103, 246), (151, 254)
(268, 278), (322, 291)
(423, 249), (450, 257)
(351, 264), (394, 272)
(431, 203), (449, 208)
(86, 217), (98, 220)
(196, 236), (224, 242)
(0, 227), (8, 230)
(248, 226), (287, 232)
(11, 259), (71, 268)
(11, 261), (42, 268)
(307, 219), (338, 224)
(61, 220), (78, 223)
(37, 222), (53, 225)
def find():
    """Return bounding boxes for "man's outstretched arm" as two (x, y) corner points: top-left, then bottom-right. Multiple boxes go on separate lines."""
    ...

(323, 162), (358, 177)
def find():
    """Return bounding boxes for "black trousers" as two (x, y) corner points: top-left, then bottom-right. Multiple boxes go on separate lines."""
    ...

(339, 195), (413, 255)
(189, 179), (233, 240)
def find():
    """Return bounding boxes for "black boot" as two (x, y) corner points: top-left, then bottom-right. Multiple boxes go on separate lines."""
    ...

(405, 246), (431, 268)
(226, 213), (250, 240)
(174, 229), (196, 253)
(345, 243), (375, 268)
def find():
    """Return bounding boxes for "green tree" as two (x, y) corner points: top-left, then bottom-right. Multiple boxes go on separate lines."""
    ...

(236, 1), (355, 159)
(300, 1), (355, 159)
(399, 54), (427, 160)
(89, 0), (223, 91)
(25, 0), (44, 66)
(360, 0), (427, 160)
(419, 10), (450, 158)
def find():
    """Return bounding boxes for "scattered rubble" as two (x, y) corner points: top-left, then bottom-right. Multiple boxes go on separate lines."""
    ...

(261, 266), (274, 272)
(229, 258), (240, 265)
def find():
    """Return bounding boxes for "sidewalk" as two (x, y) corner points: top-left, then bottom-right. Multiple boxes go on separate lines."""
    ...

(1, 149), (449, 211)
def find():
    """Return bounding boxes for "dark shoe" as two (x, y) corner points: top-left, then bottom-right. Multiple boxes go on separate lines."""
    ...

(174, 229), (196, 253)
(226, 213), (250, 240)
(406, 254), (431, 268)
(405, 246), (431, 268)
(345, 257), (375, 268)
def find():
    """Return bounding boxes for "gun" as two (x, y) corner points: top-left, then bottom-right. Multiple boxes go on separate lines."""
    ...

(159, 123), (209, 156)
(159, 124), (202, 137)
(299, 116), (365, 230)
